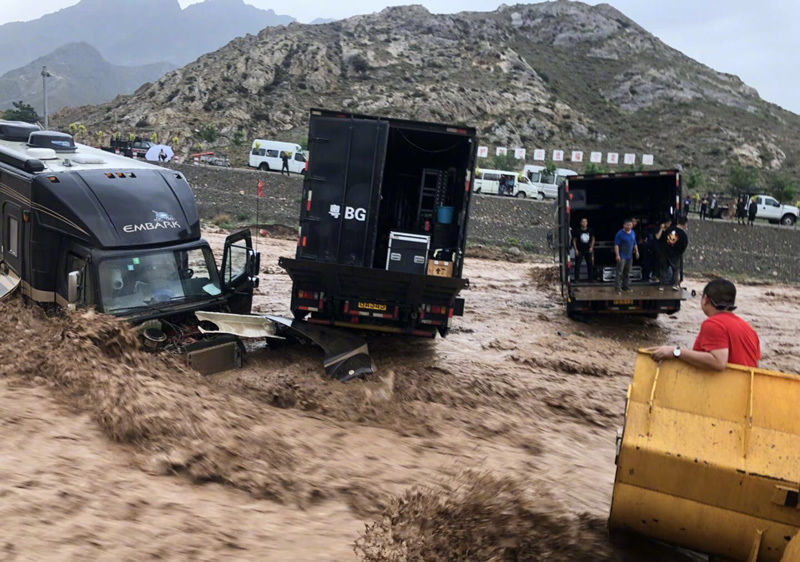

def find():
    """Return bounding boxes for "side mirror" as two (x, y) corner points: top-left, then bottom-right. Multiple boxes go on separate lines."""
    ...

(67, 270), (81, 304)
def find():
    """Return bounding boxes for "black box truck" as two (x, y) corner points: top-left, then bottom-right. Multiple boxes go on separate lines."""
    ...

(279, 109), (477, 337)
(555, 170), (687, 317)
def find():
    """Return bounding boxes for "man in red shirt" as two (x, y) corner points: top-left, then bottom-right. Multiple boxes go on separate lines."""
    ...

(648, 279), (760, 369)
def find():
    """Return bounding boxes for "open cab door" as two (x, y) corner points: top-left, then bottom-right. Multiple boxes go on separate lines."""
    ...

(220, 229), (260, 314)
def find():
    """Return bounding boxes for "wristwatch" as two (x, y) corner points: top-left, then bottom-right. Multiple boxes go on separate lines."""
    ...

(673, 346), (682, 358)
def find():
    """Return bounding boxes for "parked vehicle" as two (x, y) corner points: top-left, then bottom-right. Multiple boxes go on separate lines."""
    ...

(523, 164), (577, 199)
(279, 108), (477, 337)
(100, 137), (152, 159)
(0, 120), (260, 372)
(551, 169), (685, 317)
(248, 139), (306, 173)
(751, 194), (799, 226)
(474, 168), (536, 197)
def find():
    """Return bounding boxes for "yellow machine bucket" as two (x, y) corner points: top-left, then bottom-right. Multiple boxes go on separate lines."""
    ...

(609, 352), (800, 561)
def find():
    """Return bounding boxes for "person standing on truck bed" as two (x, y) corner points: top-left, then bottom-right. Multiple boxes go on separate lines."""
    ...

(655, 216), (688, 292)
(648, 279), (760, 369)
(614, 218), (639, 294)
(280, 151), (290, 176)
(571, 217), (595, 282)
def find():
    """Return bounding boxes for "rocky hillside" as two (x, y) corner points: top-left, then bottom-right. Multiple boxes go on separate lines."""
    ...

(54, 1), (800, 183)
(0, 43), (175, 113)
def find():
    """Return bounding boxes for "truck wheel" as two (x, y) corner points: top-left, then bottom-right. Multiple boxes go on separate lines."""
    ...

(516, 191), (526, 199)
(537, 192), (545, 200)
(475, 187), (481, 194)
(781, 214), (796, 226)
(259, 162), (270, 172)
(293, 310), (308, 321)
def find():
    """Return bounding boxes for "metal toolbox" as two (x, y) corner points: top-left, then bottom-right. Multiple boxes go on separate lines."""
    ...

(386, 232), (430, 275)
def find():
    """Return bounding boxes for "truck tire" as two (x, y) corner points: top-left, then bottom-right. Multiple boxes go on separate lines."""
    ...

(259, 162), (270, 172)
(516, 191), (526, 199)
(475, 186), (481, 194)
(537, 192), (545, 200)
(781, 214), (796, 226)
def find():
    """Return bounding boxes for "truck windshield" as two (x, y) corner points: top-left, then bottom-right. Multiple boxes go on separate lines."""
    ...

(98, 247), (222, 314)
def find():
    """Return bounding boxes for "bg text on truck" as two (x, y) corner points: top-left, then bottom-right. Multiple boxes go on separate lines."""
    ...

(552, 169), (687, 318)
(279, 109), (477, 337)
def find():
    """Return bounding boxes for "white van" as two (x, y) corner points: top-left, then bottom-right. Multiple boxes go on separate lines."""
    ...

(523, 165), (577, 199)
(474, 169), (528, 196)
(248, 139), (306, 174)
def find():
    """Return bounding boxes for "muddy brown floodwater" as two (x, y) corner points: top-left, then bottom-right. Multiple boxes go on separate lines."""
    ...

(1, 228), (798, 561)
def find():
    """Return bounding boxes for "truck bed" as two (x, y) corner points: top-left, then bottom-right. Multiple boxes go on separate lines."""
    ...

(572, 284), (688, 302)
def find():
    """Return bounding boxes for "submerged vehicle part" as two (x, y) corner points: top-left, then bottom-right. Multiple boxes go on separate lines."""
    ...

(267, 315), (373, 382)
(610, 352), (800, 561)
(193, 312), (374, 382)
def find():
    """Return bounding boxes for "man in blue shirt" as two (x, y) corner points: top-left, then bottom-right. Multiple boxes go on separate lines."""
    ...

(614, 218), (639, 294)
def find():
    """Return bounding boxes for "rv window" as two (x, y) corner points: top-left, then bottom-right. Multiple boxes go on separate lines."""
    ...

(294, 152), (306, 162)
(266, 149), (279, 158)
(7, 216), (18, 257)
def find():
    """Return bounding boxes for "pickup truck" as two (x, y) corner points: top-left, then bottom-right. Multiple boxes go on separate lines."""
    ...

(752, 194), (799, 226)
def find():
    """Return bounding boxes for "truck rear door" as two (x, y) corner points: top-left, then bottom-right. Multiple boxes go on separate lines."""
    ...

(298, 114), (388, 268)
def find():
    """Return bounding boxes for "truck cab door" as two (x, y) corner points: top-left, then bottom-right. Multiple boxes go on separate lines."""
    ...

(220, 229), (260, 314)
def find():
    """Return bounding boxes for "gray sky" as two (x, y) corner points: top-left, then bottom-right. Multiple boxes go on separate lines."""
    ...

(2, 0), (797, 114)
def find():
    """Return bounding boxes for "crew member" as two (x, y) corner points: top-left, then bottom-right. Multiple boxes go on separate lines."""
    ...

(648, 279), (760, 370)
(614, 218), (639, 294)
(655, 216), (688, 291)
(281, 151), (290, 175)
(571, 217), (595, 282)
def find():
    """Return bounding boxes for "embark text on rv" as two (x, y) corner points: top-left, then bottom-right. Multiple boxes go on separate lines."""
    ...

(279, 108), (477, 337)
(0, 120), (260, 371)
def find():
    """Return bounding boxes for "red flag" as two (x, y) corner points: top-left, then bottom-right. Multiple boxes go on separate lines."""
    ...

(257, 179), (265, 198)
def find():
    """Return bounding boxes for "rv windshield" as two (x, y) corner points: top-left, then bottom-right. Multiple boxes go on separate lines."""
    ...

(98, 247), (222, 314)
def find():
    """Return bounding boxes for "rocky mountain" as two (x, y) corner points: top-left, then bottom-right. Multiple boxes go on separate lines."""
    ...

(0, 0), (294, 74)
(53, 1), (800, 182)
(0, 42), (175, 113)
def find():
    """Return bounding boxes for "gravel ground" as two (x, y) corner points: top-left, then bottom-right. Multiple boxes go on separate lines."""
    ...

(170, 164), (800, 283)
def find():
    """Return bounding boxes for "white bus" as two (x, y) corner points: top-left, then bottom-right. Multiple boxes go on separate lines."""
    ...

(248, 139), (306, 174)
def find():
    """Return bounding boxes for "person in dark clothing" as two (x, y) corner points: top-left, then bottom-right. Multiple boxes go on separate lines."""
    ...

(641, 221), (660, 283)
(736, 196), (746, 225)
(683, 197), (692, 218)
(614, 218), (639, 294)
(656, 216), (689, 291)
(699, 195), (709, 220)
(280, 151), (290, 175)
(748, 197), (757, 226)
(571, 217), (595, 282)
(708, 195), (718, 220)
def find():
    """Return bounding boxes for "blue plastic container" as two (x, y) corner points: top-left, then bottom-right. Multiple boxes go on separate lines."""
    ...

(437, 206), (454, 224)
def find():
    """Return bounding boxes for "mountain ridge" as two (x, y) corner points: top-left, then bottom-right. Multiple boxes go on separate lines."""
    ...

(52, 1), (800, 182)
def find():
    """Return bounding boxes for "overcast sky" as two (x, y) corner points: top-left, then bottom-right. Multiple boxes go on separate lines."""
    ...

(2, 0), (797, 114)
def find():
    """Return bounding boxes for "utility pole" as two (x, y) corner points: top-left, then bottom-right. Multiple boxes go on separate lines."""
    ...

(41, 66), (51, 129)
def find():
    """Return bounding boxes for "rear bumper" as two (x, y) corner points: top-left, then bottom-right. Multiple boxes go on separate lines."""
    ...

(568, 284), (687, 314)
(279, 257), (468, 334)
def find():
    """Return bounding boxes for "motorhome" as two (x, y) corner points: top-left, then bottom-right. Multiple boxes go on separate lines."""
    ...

(523, 164), (577, 199)
(248, 139), (306, 174)
(0, 120), (261, 371)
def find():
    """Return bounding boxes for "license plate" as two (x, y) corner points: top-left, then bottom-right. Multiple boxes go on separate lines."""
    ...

(613, 299), (634, 305)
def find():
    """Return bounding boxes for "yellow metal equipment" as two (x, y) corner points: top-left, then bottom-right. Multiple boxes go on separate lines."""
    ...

(609, 352), (800, 562)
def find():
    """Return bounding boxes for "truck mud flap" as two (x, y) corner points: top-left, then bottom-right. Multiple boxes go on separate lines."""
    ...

(279, 257), (469, 307)
(267, 315), (373, 382)
(0, 265), (20, 302)
(609, 352), (800, 561)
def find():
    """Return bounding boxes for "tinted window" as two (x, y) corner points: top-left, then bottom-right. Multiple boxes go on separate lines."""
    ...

(294, 152), (306, 162)
(483, 173), (500, 181)
(766, 197), (780, 207)
(266, 149), (279, 158)
(8, 216), (18, 257)
(540, 172), (555, 184)
(251, 147), (260, 155)
(224, 244), (248, 284)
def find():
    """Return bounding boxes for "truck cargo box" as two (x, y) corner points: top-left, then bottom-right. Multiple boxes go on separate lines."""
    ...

(282, 109), (476, 336)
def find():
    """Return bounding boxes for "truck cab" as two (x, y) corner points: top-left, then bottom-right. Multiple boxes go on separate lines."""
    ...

(752, 194), (798, 226)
